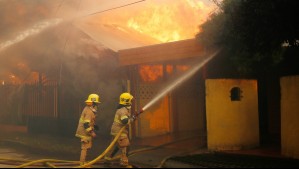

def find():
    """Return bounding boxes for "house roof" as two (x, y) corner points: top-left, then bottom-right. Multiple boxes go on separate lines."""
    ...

(118, 39), (206, 66)
(73, 0), (216, 52)
(74, 19), (160, 52)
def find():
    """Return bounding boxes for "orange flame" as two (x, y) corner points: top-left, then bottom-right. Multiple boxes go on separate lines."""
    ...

(139, 65), (163, 82)
(1, 62), (40, 85)
(139, 64), (190, 82)
(92, 0), (216, 43)
(126, 0), (215, 42)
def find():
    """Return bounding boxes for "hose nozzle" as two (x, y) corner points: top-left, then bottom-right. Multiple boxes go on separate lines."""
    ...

(139, 108), (144, 114)
(133, 109), (144, 121)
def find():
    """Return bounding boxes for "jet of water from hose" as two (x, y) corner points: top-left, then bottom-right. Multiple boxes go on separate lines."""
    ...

(0, 18), (62, 52)
(142, 50), (220, 111)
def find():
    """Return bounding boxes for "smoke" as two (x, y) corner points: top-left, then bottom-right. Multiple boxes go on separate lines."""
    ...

(0, 0), (123, 85)
(0, 0), (216, 132)
(0, 0), (124, 127)
(0, 18), (62, 52)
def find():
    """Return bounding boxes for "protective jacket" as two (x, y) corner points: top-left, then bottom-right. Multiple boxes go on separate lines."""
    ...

(111, 106), (131, 137)
(75, 106), (96, 141)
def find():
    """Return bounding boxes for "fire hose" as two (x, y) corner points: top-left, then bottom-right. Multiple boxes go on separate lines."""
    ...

(1, 109), (144, 168)
(0, 109), (198, 168)
(14, 124), (127, 168)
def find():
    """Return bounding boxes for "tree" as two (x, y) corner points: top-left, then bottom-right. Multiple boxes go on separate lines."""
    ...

(197, 0), (299, 75)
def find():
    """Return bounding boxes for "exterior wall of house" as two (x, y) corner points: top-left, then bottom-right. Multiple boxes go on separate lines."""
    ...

(133, 67), (206, 139)
(136, 84), (171, 138)
(174, 75), (206, 134)
(206, 79), (259, 150)
(176, 96), (202, 131)
(281, 75), (299, 159)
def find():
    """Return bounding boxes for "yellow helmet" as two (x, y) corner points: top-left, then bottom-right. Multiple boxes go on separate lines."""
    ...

(85, 94), (100, 104)
(119, 92), (133, 106)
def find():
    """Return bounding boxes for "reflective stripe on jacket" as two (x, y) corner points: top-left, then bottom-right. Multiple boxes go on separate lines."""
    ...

(75, 106), (96, 141)
(111, 107), (131, 137)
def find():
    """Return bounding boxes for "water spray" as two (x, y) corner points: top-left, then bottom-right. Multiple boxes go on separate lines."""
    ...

(0, 18), (62, 52)
(133, 50), (220, 119)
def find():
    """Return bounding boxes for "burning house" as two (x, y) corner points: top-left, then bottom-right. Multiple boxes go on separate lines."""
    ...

(1, 0), (299, 160)
(0, 0), (216, 135)
(118, 38), (260, 151)
(0, 25), (122, 136)
(118, 39), (208, 139)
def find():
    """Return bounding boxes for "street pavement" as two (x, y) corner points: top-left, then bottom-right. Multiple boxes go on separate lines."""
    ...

(0, 147), (33, 168)
(2, 132), (299, 168)
(0, 132), (204, 168)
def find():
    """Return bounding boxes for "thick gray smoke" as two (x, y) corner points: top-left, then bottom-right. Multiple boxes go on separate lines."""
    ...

(0, 0), (124, 131)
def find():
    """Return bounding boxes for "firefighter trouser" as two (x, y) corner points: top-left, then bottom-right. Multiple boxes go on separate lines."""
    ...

(118, 135), (130, 166)
(120, 147), (129, 166)
(106, 134), (130, 166)
(105, 136), (119, 159)
(80, 139), (92, 164)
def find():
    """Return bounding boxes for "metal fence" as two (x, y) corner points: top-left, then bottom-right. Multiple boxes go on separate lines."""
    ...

(22, 81), (59, 118)
(0, 81), (82, 136)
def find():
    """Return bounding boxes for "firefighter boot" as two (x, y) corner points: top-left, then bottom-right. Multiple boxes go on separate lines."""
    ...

(104, 146), (119, 166)
(120, 156), (129, 167)
(80, 148), (93, 168)
(120, 148), (132, 168)
(80, 148), (87, 165)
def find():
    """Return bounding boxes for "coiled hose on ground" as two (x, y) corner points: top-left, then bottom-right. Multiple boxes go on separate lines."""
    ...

(0, 126), (199, 168)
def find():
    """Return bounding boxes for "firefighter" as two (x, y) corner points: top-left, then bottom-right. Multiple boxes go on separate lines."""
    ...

(75, 93), (100, 165)
(105, 92), (135, 167)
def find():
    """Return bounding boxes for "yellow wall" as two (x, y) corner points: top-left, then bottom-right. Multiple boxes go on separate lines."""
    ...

(281, 76), (299, 159)
(206, 79), (259, 150)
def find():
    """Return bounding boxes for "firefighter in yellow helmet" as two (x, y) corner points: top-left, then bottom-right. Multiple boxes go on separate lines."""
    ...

(105, 92), (134, 167)
(75, 93), (100, 165)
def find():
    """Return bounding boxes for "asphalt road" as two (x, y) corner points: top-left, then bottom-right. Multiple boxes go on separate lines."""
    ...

(0, 146), (134, 168)
(0, 146), (34, 167)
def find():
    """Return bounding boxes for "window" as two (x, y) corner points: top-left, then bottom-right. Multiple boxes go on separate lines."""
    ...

(230, 87), (242, 101)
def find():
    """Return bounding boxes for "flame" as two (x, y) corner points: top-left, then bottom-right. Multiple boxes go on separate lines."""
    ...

(125, 0), (215, 42)
(139, 65), (163, 82)
(90, 0), (216, 44)
(8, 73), (21, 85)
(176, 65), (190, 72)
(1, 62), (40, 85)
(3, 72), (40, 85)
(139, 64), (190, 82)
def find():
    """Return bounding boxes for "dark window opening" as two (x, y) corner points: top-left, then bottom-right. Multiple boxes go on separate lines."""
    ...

(230, 87), (242, 101)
